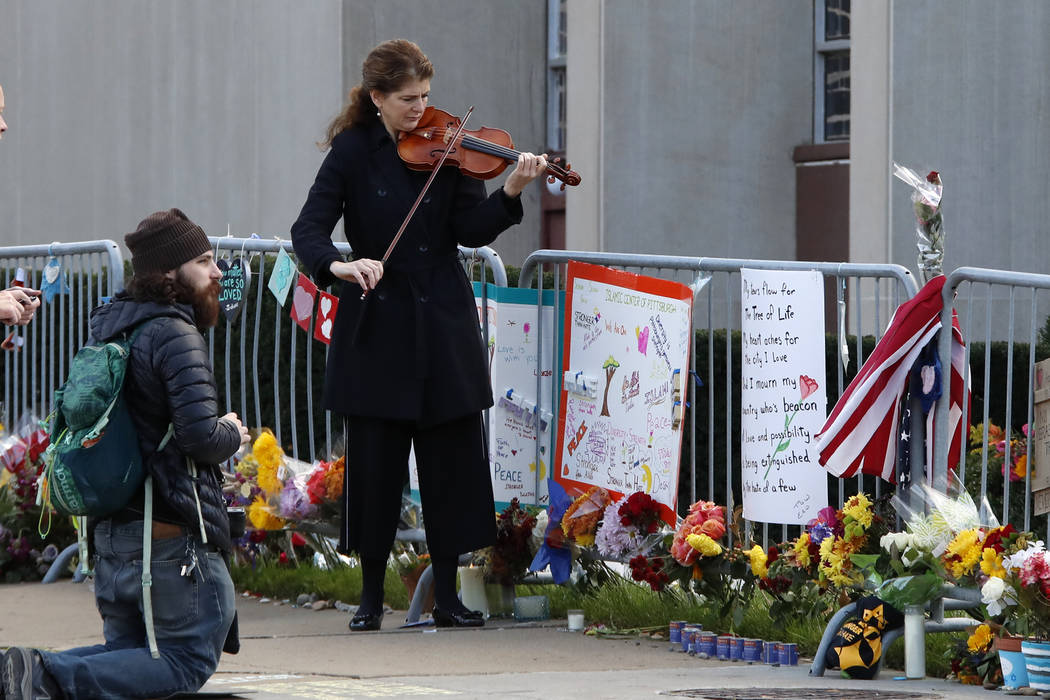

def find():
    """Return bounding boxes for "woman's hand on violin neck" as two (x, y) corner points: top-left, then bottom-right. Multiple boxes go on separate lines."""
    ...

(331, 258), (384, 290)
(503, 151), (548, 198)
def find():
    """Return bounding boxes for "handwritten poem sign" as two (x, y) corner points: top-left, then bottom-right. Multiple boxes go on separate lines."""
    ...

(556, 261), (693, 526)
(740, 268), (828, 524)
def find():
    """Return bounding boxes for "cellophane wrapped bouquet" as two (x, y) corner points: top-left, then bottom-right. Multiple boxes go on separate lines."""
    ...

(0, 417), (73, 581)
(892, 162), (945, 283)
(227, 430), (345, 567)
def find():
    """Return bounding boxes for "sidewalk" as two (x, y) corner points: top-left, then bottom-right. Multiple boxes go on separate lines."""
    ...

(1, 581), (998, 699)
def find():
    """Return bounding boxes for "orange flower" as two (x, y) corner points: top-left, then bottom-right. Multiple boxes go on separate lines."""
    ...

(324, 456), (345, 502)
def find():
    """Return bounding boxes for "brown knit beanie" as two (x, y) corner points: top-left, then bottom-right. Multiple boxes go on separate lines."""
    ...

(125, 208), (210, 274)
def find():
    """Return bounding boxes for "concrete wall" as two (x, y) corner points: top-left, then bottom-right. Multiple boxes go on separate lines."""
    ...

(340, 0), (548, 267)
(888, 0), (1050, 279)
(852, 0), (1050, 336)
(567, 0), (814, 261)
(0, 1), (341, 247)
(0, 0), (546, 266)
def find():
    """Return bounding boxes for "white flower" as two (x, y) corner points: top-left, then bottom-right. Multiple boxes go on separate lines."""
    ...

(1003, 540), (1046, 573)
(981, 576), (1016, 617)
(881, 532), (912, 552)
(529, 510), (549, 555)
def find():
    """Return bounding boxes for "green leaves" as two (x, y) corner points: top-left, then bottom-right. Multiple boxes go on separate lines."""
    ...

(877, 573), (943, 609)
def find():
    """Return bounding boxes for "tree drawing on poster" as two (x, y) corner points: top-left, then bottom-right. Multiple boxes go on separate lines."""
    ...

(740, 268), (829, 524)
(474, 283), (558, 509)
(556, 261), (694, 526)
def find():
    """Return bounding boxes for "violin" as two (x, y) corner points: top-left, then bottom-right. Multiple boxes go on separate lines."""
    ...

(397, 106), (582, 189)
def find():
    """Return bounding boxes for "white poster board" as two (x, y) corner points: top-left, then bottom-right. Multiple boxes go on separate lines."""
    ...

(476, 283), (557, 508)
(740, 268), (829, 524)
(555, 262), (693, 525)
(409, 285), (557, 510)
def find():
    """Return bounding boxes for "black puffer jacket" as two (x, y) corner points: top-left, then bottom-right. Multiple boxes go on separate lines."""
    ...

(89, 294), (241, 552)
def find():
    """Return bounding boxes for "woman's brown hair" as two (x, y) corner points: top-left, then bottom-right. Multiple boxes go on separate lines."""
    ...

(320, 39), (434, 150)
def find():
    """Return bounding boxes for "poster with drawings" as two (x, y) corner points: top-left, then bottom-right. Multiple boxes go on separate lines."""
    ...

(555, 261), (694, 526)
(739, 268), (828, 524)
(475, 283), (558, 509)
(408, 284), (557, 510)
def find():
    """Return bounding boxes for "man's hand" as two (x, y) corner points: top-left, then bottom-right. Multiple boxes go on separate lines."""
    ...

(0, 287), (41, 325)
(221, 412), (251, 446)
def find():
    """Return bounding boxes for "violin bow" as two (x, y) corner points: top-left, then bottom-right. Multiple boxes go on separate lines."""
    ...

(360, 105), (475, 300)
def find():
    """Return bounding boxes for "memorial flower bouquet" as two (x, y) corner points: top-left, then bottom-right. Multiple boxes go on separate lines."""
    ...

(987, 537), (1050, 639)
(944, 622), (1001, 686)
(227, 430), (348, 567)
(968, 423), (1029, 484)
(808, 493), (884, 591)
(0, 419), (75, 582)
(474, 498), (539, 585)
(595, 491), (666, 561)
(892, 162), (945, 283)
(561, 485), (613, 546)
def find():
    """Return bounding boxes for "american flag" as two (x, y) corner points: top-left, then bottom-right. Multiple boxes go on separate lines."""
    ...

(815, 275), (969, 483)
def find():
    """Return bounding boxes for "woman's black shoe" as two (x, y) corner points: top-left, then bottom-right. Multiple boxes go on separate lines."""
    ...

(349, 610), (383, 631)
(432, 606), (485, 628)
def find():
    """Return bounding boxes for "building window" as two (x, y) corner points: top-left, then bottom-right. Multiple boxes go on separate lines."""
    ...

(547, 0), (567, 152)
(814, 0), (850, 142)
(824, 0), (850, 40)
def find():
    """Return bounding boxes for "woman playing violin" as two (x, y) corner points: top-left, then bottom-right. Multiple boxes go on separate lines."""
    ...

(291, 38), (548, 631)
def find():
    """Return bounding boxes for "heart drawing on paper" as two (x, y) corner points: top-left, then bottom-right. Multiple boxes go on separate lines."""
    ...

(293, 285), (313, 320)
(799, 374), (819, 400)
(320, 296), (332, 318)
(637, 326), (650, 355)
(320, 318), (333, 339)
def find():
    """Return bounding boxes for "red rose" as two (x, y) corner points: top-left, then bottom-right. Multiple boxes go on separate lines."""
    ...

(926, 170), (939, 183)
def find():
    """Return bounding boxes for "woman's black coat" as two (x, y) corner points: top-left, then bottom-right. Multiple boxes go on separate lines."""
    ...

(291, 121), (522, 426)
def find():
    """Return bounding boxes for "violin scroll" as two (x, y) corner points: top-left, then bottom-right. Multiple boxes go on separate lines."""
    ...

(545, 156), (581, 190)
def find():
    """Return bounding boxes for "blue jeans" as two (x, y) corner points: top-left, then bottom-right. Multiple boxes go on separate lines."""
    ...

(39, 520), (236, 699)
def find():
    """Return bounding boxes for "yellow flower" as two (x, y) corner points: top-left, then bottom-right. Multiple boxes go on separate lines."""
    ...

(257, 461), (282, 496)
(747, 545), (768, 578)
(794, 533), (812, 568)
(686, 533), (723, 557)
(945, 529), (983, 578)
(1013, 455), (1028, 480)
(248, 495), (285, 531)
(252, 432), (284, 471)
(842, 493), (873, 528)
(819, 535), (836, 561)
(980, 548), (1007, 578)
(967, 624), (992, 653)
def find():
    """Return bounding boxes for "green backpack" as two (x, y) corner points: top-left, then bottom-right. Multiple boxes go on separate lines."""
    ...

(43, 322), (158, 517)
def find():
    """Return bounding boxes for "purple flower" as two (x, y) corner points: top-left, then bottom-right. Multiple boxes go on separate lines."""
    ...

(277, 479), (316, 521)
(809, 522), (833, 546)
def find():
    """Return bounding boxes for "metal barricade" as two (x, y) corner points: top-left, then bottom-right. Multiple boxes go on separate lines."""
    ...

(0, 241), (125, 430)
(934, 266), (1050, 536)
(518, 250), (918, 546)
(207, 237), (507, 462)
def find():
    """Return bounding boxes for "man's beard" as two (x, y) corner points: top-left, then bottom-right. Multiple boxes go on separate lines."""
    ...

(173, 275), (221, 330)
